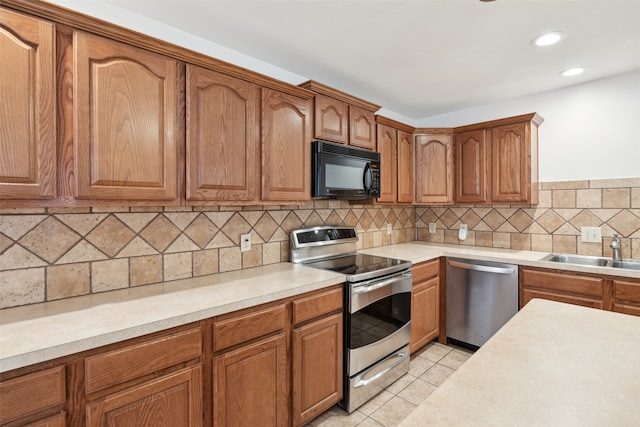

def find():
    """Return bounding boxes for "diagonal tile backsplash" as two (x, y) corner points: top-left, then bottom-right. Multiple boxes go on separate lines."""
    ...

(1, 178), (638, 309)
(0, 200), (415, 308)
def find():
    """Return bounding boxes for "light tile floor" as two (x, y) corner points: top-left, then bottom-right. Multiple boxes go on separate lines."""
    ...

(305, 341), (474, 427)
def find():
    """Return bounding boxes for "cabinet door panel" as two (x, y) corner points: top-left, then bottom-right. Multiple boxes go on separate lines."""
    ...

(74, 31), (179, 201)
(0, 366), (65, 424)
(411, 277), (439, 353)
(349, 106), (376, 150)
(314, 94), (348, 144)
(292, 313), (343, 426)
(455, 129), (487, 203)
(376, 124), (397, 203)
(415, 134), (453, 204)
(261, 88), (312, 201)
(213, 334), (288, 427)
(186, 65), (258, 201)
(521, 288), (603, 310)
(0, 8), (56, 199)
(491, 122), (528, 203)
(397, 130), (414, 203)
(86, 365), (203, 427)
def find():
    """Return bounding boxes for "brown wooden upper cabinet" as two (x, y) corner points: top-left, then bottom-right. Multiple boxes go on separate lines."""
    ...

(0, 8), (57, 200)
(73, 30), (181, 202)
(186, 65), (259, 202)
(455, 129), (488, 203)
(376, 116), (415, 204)
(299, 80), (379, 150)
(261, 88), (313, 201)
(454, 113), (543, 204)
(414, 131), (454, 204)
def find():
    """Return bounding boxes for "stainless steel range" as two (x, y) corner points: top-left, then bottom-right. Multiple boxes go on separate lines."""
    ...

(291, 226), (412, 412)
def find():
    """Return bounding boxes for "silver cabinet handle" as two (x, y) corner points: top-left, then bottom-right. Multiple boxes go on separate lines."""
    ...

(448, 260), (515, 275)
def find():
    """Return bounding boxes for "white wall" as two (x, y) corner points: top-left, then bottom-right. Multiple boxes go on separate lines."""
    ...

(417, 70), (640, 182)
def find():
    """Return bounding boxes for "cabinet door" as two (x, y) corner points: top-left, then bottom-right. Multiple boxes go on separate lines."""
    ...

(455, 129), (487, 203)
(74, 31), (179, 201)
(376, 123), (397, 203)
(490, 122), (529, 203)
(86, 365), (203, 427)
(414, 134), (453, 204)
(411, 277), (439, 353)
(261, 88), (312, 201)
(213, 334), (288, 427)
(397, 130), (414, 204)
(314, 94), (348, 144)
(292, 313), (343, 426)
(0, 8), (56, 199)
(613, 279), (640, 317)
(186, 65), (258, 202)
(349, 106), (376, 150)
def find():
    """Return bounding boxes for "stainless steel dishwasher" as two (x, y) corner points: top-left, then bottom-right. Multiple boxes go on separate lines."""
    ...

(446, 257), (518, 348)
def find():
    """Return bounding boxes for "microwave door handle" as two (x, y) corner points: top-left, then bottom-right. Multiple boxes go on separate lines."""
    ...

(363, 162), (372, 193)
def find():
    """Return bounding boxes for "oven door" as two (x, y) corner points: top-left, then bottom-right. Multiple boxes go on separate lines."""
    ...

(347, 270), (412, 375)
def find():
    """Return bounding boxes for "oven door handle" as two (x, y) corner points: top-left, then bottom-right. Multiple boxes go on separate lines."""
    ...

(354, 350), (409, 388)
(353, 272), (412, 294)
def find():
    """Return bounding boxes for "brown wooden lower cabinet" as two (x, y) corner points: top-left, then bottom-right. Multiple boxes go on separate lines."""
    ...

(520, 267), (640, 318)
(410, 259), (440, 354)
(213, 334), (288, 427)
(292, 313), (343, 426)
(86, 365), (203, 427)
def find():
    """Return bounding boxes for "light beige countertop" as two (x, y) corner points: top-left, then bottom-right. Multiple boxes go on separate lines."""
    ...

(359, 242), (640, 279)
(2, 242), (638, 373)
(0, 263), (344, 373)
(399, 298), (640, 426)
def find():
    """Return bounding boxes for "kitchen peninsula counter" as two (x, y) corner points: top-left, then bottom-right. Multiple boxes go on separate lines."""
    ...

(0, 263), (344, 372)
(399, 298), (640, 426)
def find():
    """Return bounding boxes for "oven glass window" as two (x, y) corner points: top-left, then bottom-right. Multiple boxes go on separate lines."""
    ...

(349, 292), (411, 349)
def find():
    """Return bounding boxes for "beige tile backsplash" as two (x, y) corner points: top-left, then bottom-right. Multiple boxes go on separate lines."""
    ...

(0, 200), (415, 308)
(417, 177), (640, 261)
(1, 178), (638, 309)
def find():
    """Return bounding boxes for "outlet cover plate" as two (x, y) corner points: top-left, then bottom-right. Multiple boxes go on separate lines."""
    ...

(581, 227), (602, 243)
(240, 233), (251, 252)
(387, 223), (392, 235)
(428, 223), (437, 233)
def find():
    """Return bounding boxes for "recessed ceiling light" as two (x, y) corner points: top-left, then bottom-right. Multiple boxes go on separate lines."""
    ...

(531, 31), (566, 47)
(560, 67), (586, 77)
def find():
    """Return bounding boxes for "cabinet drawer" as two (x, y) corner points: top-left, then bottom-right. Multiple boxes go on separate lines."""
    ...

(614, 280), (640, 304)
(613, 303), (640, 317)
(412, 259), (439, 283)
(521, 268), (603, 298)
(213, 304), (286, 352)
(522, 289), (603, 309)
(0, 366), (65, 424)
(292, 287), (343, 325)
(85, 327), (202, 394)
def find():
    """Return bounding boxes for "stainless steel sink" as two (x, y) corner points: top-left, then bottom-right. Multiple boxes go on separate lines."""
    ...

(611, 260), (640, 271)
(541, 253), (611, 267)
(541, 253), (640, 271)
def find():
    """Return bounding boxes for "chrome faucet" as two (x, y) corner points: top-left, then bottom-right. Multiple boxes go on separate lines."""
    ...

(610, 233), (622, 261)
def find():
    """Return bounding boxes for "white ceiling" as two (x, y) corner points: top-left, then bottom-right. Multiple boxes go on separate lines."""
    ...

(95, 1), (640, 120)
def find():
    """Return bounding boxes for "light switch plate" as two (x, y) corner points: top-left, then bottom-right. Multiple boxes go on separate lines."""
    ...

(428, 223), (437, 233)
(581, 227), (602, 243)
(240, 233), (251, 252)
(386, 223), (392, 235)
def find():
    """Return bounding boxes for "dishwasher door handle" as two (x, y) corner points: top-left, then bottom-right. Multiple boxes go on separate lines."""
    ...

(447, 260), (515, 275)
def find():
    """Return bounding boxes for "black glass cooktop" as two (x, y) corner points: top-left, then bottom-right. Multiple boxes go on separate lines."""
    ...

(305, 253), (410, 282)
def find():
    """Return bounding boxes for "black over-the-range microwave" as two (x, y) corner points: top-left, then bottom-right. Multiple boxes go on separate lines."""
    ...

(312, 140), (381, 199)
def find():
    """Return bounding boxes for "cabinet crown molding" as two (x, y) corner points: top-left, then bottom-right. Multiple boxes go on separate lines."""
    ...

(454, 112), (543, 133)
(299, 80), (381, 112)
(375, 115), (415, 133)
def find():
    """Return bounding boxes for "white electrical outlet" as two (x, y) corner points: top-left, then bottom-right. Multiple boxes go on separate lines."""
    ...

(240, 233), (251, 252)
(428, 223), (437, 234)
(459, 223), (468, 241)
(581, 226), (602, 243)
(386, 223), (392, 235)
